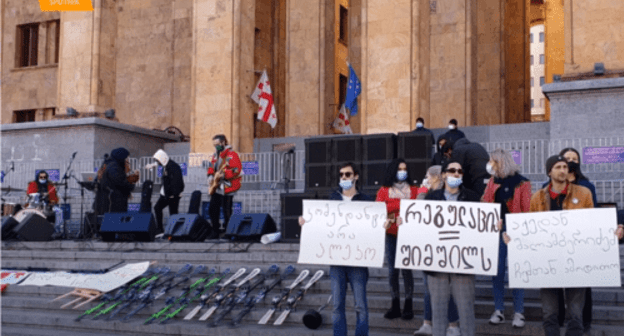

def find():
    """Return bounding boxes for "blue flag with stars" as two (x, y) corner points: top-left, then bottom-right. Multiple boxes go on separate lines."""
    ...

(345, 64), (361, 116)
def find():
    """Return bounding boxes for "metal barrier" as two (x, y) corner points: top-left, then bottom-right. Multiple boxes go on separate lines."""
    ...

(481, 140), (549, 176)
(549, 137), (624, 175)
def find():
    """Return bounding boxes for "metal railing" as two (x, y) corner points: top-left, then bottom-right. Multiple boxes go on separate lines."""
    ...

(481, 140), (549, 176)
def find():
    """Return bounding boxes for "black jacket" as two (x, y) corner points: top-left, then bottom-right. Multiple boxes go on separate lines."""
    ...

(162, 160), (185, 198)
(424, 186), (481, 202)
(97, 158), (136, 213)
(329, 189), (374, 201)
(411, 127), (436, 148)
(450, 138), (490, 197)
(431, 134), (449, 167)
(443, 129), (466, 144)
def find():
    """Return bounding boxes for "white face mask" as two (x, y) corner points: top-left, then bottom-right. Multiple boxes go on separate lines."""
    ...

(486, 163), (495, 176)
(39, 178), (47, 184)
(448, 124), (455, 130)
(339, 179), (354, 190)
(416, 122), (424, 129)
(421, 178), (430, 189)
(396, 171), (408, 182)
(446, 176), (462, 188)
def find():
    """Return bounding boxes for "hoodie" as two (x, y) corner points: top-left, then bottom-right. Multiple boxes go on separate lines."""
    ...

(450, 138), (490, 196)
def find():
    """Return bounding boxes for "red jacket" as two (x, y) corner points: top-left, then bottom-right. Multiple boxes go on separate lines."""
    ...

(207, 146), (242, 194)
(27, 181), (59, 204)
(376, 185), (420, 236)
(481, 177), (531, 215)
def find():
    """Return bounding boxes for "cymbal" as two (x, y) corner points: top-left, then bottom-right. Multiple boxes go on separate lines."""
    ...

(1, 187), (25, 192)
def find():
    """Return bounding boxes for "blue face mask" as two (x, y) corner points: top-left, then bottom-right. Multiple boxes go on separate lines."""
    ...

(39, 178), (47, 184)
(339, 180), (354, 190)
(446, 176), (463, 188)
(396, 171), (408, 181)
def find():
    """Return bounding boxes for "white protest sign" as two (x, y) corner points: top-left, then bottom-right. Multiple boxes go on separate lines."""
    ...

(396, 200), (501, 276)
(19, 261), (150, 292)
(298, 200), (387, 268)
(506, 208), (621, 288)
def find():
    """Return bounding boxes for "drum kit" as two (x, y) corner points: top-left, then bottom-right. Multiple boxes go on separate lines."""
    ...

(2, 188), (56, 222)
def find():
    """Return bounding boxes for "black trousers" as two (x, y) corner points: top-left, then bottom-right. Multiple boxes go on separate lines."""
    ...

(154, 195), (180, 233)
(208, 193), (233, 236)
(557, 287), (592, 331)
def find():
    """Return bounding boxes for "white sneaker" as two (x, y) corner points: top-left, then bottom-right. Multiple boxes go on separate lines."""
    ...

(489, 310), (505, 325)
(512, 312), (525, 328)
(446, 326), (461, 336)
(413, 323), (433, 335)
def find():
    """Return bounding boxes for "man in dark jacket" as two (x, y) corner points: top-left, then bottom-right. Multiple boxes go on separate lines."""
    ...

(96, 147), (137, 214)
(149, 149), (185, 233)
(442, 119), (466, 144)
(412, 117), (436, 151)
(444, 138), (490, 197)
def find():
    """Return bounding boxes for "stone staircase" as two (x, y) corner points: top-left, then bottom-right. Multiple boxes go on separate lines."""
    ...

(2, 240), (623, 336)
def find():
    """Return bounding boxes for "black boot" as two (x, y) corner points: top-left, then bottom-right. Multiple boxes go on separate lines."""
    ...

(384, 298), (401, 319)
(402, 298), (414, 320)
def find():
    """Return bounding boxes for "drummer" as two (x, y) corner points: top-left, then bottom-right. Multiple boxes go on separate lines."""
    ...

(27, 170), (59, 205)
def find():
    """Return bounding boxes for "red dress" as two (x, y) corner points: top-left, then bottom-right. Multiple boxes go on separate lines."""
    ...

(376, 185), (420, 235)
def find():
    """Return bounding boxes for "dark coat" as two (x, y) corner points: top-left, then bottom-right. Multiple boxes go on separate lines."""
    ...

(431, 134), (449, 167)
(329, 189), (374, 201)
(450, 138), (490, 197)
(443, 129), (466, 144)
(424, 186), (481, 202)
(162, 160), (185, 198)
(411, 127), (436, 149)
(96, 158), (136, 213)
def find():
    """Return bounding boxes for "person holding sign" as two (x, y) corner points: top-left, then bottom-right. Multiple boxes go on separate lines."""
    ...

(422, 160), (480, 336)
(376, 159), (420, 320)
(299, 162), (373, 336)
(506, 155), (593, 336)
(481, 149), (531, 328)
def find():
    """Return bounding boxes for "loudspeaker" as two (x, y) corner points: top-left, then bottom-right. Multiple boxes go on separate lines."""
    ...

(281, 193), (314, 218)
(282, 217), (301, 243)
(305, 164), (333, 191)
(1, 217), (19, 240)
(100, 213), (157, 242)
(405, 159), (430, 186)
(332, 135), (362, 162)
(165, 213), (209, 242)
(305, 138), (332, 164)
(225, 213), (277, 241)
(13, 213), (54, 241)
(363, 133), (396, 161)
(397, 132), (433, 160)
(362, 161), (388, 189)
(188, 191), (202, 214)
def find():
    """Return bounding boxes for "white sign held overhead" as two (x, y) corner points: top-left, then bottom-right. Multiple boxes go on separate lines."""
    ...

(298, 200), (387, 268)
(506, 208), (621, 288)
(396, 199), (501, 276)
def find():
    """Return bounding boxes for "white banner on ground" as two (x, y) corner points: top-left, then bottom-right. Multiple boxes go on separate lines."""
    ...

(18, 262), (150, 293)
(396, 200), (501, 276)
(506, 208), (621, 288)
(297, 200), (387, 268)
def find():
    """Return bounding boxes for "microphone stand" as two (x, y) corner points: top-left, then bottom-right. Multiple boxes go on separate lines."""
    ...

(60, 153), (77, 239)
(71, 174), (86, 239)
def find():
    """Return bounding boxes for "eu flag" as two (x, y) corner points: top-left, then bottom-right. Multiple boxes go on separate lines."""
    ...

(345, 64), (361, 116)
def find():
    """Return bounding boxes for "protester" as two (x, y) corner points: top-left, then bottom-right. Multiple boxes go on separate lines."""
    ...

(149, 149), (185, 234)
(376, 159), (420, 320)
(423, 160), (480, 336)
(505, 155), (593, 336)
(443, 119), (466, 144)
(412, 117), (436, 150)
(481, 149), (531, 328)
(443, 138), (490, 197)
(432, 134), (450, 168)
(299, 162), (372, 336)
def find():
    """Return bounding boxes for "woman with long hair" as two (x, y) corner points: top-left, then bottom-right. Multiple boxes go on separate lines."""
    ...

(482, 148), (531, 328)
(376, 159), (420, 320)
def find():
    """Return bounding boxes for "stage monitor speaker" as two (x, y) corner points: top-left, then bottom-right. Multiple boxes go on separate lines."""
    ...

(13, 213), (54, 241)
(362, 161), (389, 189)
(397, 132), (433, 161)
(363, 133), (396, 161)
(225, 213), (277, 241)
(165, 213), (209, 242)
(405, 159), (430, 186)
(100, 213), (157, 242)
(332, 135), (362, 163)
(1, 216), (19, 240)
(282, 217), (301, 243)
(305, 164), (333, 191)
(305, 138), (332, 164)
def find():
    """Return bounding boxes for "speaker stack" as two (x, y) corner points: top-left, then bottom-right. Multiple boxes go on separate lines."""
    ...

(1, 213), (54, 241)
(362, 133), (396, 195)
(397, 132), (432, 186)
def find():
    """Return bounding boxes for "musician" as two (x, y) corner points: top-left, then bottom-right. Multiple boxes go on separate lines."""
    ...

(96, 147), (138, 213)
(27, 170), (59, 205)
(149, 149), (185, 234)
(206, 135), (242, 239)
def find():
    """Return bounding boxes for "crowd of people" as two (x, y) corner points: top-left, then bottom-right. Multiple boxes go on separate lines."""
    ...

(302, 119), (624, 336)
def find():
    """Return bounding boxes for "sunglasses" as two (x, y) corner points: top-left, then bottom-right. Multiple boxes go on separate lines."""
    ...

(339, 172), (353, 178)
(446, 168), (463, 174)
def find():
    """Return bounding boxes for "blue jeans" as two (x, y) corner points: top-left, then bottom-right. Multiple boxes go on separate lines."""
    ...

(385, 234), (413, 300)
(492, 239), (524, 313)
(423, 272), (459, 322)
(330, 265), (369, 336)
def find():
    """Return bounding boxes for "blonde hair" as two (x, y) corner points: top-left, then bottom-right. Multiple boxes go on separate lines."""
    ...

(489, 148), (520, 178)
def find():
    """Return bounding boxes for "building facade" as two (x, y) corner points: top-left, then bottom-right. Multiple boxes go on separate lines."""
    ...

(530, 24), (546, 119)
(2, 0), (543, 154)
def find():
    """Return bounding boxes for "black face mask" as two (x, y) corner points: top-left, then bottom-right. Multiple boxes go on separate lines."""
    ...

(567, 161), (580, 173)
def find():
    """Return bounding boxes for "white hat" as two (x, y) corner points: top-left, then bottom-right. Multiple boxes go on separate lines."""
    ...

(153, 149), (169, 166)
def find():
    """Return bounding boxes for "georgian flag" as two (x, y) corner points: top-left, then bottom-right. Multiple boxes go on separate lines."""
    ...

(332, 104), (353, 134)
(250, 70), (277, 128)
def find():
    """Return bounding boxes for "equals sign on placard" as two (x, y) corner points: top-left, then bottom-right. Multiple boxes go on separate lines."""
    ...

(438, 231), (460, 241)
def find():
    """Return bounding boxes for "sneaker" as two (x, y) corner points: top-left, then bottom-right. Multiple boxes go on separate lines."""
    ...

(512, 312), (525, 328)
(489, 310), (505, 325)
(413, 324), (433, 335)
(446, 326), (461, 336)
